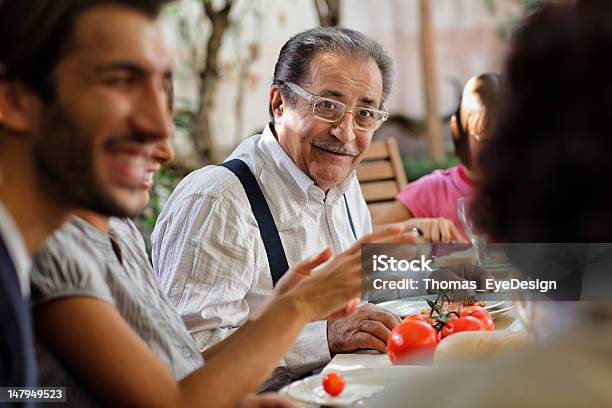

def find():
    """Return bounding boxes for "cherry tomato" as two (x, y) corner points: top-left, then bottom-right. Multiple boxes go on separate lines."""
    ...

(403, 314), (429, 323)
(441, 315), (484, 338)
(460, 306), (494, 331)
(387, 319), (438, 365)
(322, 372), (345, 396)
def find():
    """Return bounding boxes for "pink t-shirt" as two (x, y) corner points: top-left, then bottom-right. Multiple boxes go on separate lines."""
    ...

(395, 165), (476, 240)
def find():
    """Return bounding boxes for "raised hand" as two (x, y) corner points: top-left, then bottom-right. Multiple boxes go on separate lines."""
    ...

(286, 227), (416, 322)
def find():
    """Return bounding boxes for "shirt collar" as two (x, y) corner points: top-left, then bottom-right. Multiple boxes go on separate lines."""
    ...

(0, 200), (32, 296)
(256, 123), (356, 205)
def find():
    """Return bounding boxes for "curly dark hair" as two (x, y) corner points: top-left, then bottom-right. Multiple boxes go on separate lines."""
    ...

(474, 0), (612, 242)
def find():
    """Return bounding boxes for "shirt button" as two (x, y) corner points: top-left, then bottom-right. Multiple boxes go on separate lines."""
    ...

(182, 347), (192, 357)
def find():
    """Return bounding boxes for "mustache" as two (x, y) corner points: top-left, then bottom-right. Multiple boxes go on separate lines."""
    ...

(311, 139), (360, 156)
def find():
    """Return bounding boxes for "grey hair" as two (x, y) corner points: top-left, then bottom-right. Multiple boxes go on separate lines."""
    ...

(269, 26), (394, 120)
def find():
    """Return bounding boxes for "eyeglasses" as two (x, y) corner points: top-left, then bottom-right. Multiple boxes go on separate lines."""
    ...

(284, 82), (388, 132)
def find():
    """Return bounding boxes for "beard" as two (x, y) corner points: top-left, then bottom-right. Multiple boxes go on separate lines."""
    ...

(31, 102), (142, 218)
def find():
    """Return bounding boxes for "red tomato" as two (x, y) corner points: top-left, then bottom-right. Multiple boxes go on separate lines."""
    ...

(403, 314), (429, 323)
(387, 319), (438, 365)
(322, 372), (345, 396)
(460, 306), (494, 331)
(441, 315), (484, 338)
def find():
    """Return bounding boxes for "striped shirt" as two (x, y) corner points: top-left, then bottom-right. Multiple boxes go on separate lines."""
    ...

(151, 123), (372, 389)
(30, 216), (203, 406)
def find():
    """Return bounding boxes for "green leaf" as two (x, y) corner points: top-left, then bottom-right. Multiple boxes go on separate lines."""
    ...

(174, 110), (192, 129)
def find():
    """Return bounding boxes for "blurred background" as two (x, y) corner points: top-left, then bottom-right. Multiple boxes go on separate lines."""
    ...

(139, 0), (539, 243)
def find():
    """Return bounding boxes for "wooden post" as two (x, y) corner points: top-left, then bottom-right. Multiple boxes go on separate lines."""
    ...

(419, 0), (445, 163)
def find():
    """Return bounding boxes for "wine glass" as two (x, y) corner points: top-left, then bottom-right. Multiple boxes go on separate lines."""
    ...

(457, 196), (488, 266)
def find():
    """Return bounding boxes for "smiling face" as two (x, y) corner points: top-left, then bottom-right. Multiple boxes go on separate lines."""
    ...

(272, 53), (383, 192)
(31, 5), (173, 217)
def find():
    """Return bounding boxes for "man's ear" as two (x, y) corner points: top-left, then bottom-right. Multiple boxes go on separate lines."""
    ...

(0, 80), (41, 134)
(450, 114), (460, 141)
(269, 85), (285, 123)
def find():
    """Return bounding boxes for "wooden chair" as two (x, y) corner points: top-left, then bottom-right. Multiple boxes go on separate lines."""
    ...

(356, 138), (407, 219)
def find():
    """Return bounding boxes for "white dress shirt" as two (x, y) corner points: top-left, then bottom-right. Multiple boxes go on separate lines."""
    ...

(152, 124), (372, 388)
(0, 200), (31, 296)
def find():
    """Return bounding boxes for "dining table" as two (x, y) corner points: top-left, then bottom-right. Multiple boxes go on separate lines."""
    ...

(281, 301), (524, 407)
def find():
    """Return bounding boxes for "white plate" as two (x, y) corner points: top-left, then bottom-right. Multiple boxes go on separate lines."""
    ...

(489, 305), (514, 317)
(280, 366), (432, 406)
(376, 299), (506, 318)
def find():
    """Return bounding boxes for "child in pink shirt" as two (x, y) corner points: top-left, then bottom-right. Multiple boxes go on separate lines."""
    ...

(396, 164), (476, 241)
(374, 73), (502, 242)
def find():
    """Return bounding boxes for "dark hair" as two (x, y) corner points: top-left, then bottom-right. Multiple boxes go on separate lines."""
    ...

(269, 26), (393, 120)
(451, 73), (502, 169)
(0, 0), (170, 100)
(474, 0), (612, 242)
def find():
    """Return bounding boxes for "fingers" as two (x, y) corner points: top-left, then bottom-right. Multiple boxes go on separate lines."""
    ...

(357, 304), (401, 330)
(352, 332), (388, 353)
(346, 226), (405, 254)
(429, 221), (440, 243)
(440, 220), (453, 243)
(312, 263), (362, 319)
(274, 248), (334, 298)
(432, 219), (460, 243)
(327, 304), (399, 353)
(379, 231), (418, 245)
(449, 222), (467, 243)
(296, 247), (333, 273)
(325, 297), (360, 320)
(359, 320), (392, 344)
(409, 218), (463, 243)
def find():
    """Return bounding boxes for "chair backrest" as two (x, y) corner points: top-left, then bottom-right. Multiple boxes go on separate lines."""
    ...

(356, 138), (407, 218)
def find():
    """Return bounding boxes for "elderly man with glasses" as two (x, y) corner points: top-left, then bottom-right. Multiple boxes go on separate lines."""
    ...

(152, 27), (398, 389)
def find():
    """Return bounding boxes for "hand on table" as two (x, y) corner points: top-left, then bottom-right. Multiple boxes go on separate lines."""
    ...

(327, 303), (401, 354)
(404, 218), (465, 243)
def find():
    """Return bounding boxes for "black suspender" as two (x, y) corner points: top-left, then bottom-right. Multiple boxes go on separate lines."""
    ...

(220, 159), (289, 285)
(220, 158), (358, 285)
(343, 194), (358, 241)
